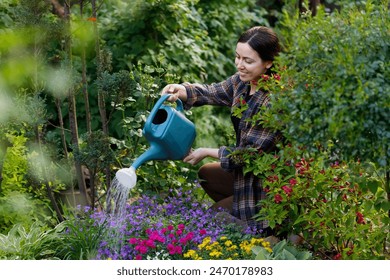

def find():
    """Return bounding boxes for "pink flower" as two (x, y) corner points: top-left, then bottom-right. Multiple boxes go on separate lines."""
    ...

(135, 255), (142, 260)
(145, 239), (156, 248)
(274, 194), (283, 204)
(135, 245), (148, 254)
(178, 224), (185, 231)
(129, 237), (138, 245)
(167, 225), (174, 231)
(282, 185), (293, 196)
(199, 229), (207, 235)
(289, 178), (297, 186)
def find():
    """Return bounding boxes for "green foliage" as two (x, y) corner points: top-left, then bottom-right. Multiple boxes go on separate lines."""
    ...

(51, 216), (107, 260)
(0, 192), (52, 235)
(100, 0), (267, 82)
(238, 143), (389, 259)
(0, 222), (58, 260)
(253, 239), (312, 260)
(0, 132), (28, 195)
(269, 1), (390, 168)
(75, 130), (116, 176)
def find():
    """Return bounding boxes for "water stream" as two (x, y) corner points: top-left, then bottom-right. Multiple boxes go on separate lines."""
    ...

(104, 167), (137, 251)
(106, 167), (137, 218)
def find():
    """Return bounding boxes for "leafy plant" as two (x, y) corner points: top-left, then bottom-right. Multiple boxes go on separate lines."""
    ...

(0, 222), (58, 260)
(100, 0), (267, 82)
(271, 1), (389, 168)
(252, 239), (312, 260)
(236, 143), (389, 259)
(51, 207), (108, 260)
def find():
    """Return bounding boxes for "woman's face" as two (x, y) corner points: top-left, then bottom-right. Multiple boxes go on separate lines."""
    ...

(235, 42), (272, 82)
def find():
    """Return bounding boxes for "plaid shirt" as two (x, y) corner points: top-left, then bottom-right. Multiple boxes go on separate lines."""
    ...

(183, 73), (283, 230)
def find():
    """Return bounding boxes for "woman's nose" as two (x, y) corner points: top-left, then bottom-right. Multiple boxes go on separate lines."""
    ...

(236, 59), (245, 69)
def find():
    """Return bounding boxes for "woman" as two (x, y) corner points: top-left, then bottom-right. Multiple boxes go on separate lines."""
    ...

(162, 26), (283, 232)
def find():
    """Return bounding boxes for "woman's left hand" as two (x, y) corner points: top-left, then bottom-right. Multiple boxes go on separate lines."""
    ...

(183, 148), (219, 165)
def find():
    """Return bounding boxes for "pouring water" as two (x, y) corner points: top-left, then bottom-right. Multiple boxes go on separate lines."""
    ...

(106, 167), (137, 218)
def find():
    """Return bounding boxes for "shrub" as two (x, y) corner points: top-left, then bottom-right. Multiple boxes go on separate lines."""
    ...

(272, 1), (389, 168)
(233, 143), (389, 259)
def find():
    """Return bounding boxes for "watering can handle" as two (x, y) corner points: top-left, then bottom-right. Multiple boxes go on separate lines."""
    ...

(145, 94), (184, 128)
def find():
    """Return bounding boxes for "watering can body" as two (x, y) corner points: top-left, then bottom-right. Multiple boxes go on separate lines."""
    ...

(131, 94), (196, 169)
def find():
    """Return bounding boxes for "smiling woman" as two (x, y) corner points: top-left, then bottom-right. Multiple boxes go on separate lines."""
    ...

(160, 26), (283, 233)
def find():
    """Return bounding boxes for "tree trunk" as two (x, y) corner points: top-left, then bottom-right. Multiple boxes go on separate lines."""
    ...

(92, 0), (112, 189)
(55, 98), (68, 158)
(80, 1), (92, 133)
(64, 2), (89, 205)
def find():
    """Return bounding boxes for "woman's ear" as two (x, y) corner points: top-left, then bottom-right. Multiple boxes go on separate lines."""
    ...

(265, 61), (273, 70)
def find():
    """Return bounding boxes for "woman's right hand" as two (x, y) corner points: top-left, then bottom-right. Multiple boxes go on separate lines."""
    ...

(161, 84), (187, 102)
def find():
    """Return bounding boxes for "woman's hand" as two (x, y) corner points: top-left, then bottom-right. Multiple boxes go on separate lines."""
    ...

(161, 84), (187, 102)
(183, 148), (219, 165)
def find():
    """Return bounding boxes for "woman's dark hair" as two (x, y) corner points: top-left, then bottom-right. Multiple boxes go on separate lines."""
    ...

(238, 26), (281, 62)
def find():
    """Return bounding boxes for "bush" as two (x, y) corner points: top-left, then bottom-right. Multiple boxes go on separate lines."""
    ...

(271, 1), (389, 168)
(100, 0), (267, 82)
(234, 143), (389, 259)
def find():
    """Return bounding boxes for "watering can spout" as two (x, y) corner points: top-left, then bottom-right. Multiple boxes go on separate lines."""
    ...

(130, 144), (168, 170)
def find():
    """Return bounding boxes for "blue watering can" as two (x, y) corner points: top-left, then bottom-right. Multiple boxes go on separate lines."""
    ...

(116, 94), (196, 188)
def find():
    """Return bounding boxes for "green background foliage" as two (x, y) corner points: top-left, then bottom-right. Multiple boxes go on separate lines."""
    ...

(269, 1), (389, 168)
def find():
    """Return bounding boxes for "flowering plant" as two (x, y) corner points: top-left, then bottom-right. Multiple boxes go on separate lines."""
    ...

(95, 187), (257, 260)
(128, 223), (206, 260)
(184, 235), (272, 260)
(240, 143), (389, 259)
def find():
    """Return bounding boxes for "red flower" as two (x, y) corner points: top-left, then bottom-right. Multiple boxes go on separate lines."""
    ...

(289, 178), (297, 186)
(333, 253), (342, 260)
(356, 212), (366, 224)
(261, 74), (270, 81)
(282, 185), (293, 196)
(273, 74), (281, 81)
(87, 17), (97, 22)
(266, 175), (279, 183)
(274, 194), (283, 204)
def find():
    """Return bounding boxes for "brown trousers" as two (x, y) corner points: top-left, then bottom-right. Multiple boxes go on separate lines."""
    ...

(198, 162), (234, 212)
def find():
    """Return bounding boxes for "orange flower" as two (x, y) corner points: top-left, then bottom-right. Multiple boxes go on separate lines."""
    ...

(87, 17), (97, 22)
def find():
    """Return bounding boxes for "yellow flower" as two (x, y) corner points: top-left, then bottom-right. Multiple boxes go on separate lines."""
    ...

(220, 236), (227, 241)
(265, 247), (273, 253)
(261, 241), (271, 248)
(251, 237), (264, 245)
(184, 250), (199, 259)
(224, 240), (233, 247)
(198, 237), (211, 249)
(209, 250), (223, 258)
